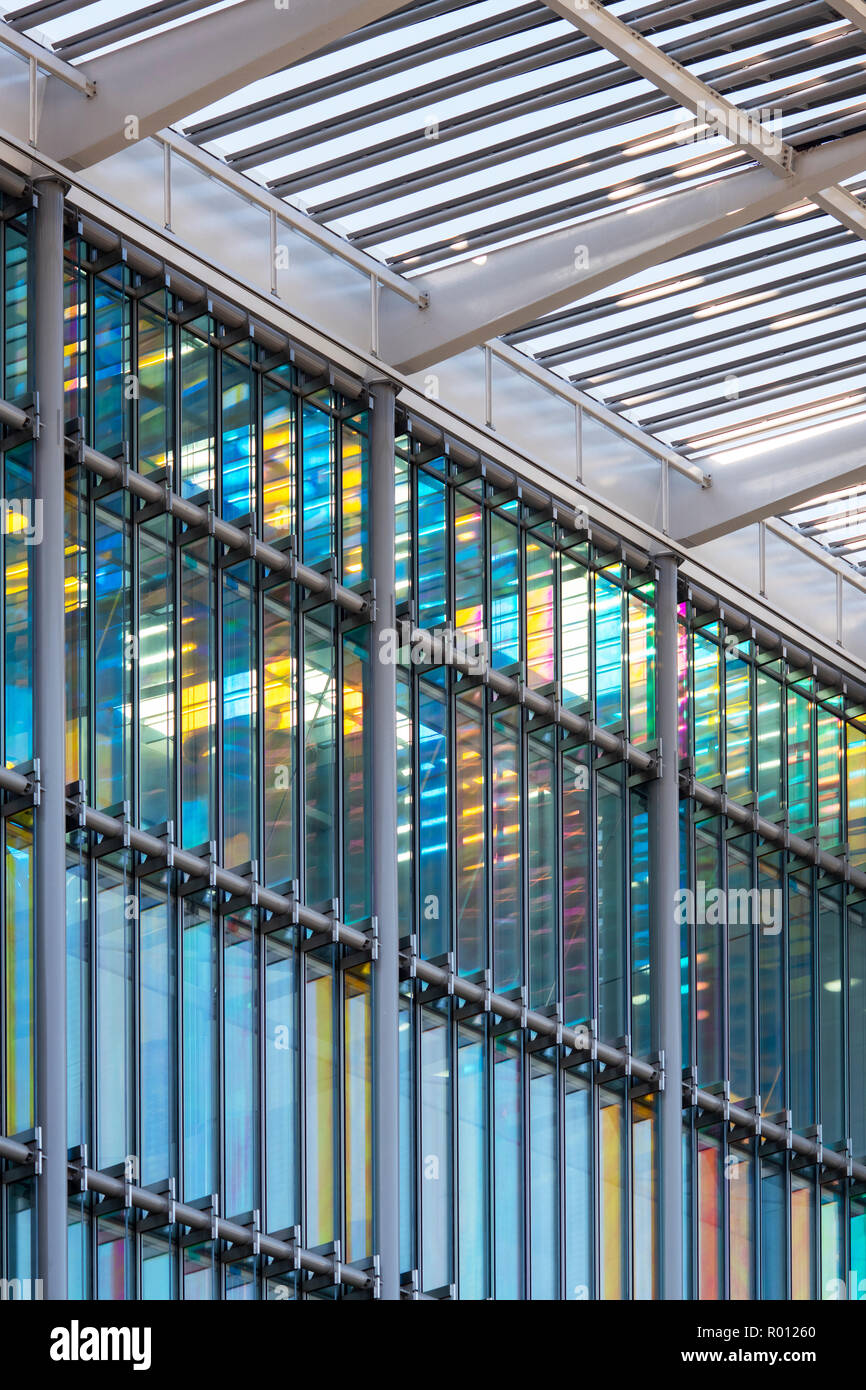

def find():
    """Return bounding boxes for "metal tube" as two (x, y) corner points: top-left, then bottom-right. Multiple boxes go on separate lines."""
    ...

(74, 1167), (371, 1289)
(405, 624), (657, 772)
(369, 377), (400, 1300)
(72, 800), (371, 951)
(652, 553), (682, 1300)
(32, 174), (68, 1300)
(687, 777), (866, 896)
(67, 437), (369, 616)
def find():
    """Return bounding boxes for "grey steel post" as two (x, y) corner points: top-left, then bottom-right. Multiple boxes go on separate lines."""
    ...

(651, 551), (682, 1300)
(369, 377), (400, 1300)
(33, 176), (68, 1299)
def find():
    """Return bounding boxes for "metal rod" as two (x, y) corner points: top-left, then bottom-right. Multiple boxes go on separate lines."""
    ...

(71, 800), (372, 952)
(402, 947), (648, 1078)
(369, 377), (400, 1300)
(405, 623), (658, 772)
(686, 776), (866, 895)
(0, 1133), (32, 1163)
(32, 173), (68, 1300)
(652, 552), (683, 1300)
(0, 19), (96, 94)
(67, 435), (369, 617)
(74, 1166), (372, 1289)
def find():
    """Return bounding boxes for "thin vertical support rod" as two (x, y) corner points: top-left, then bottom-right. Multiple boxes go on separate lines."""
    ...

(369, 377), (400, 1300)
(33, 175), (69, 1300)
(651, 551), (682, 1300)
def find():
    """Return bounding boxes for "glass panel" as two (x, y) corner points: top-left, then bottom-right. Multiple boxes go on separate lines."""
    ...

(528, 738), (556, 1011)
(561, 554), (589, 711)
(222, 563), (257, 868)
(263, 585), (295, 887)
(725, 653), (751, 802)
(341, 418), (368, 584)
(182, 896), (218, 1201)
(417, 471), (447, 632)
(599, 1087), (626, 1300)
(595, 574), (623, 728)
(456, 690), (484, 976)
(345, 964), (372, 1262)
(301, 400), (333, 566)
(597, 768), (625, 1042)
(305, 952), (336, 1247)
(492, 713), (520, 994)
(457, 1021), (487, 1300)
(493, 1033), (523, 1299)
(564, 1071), (592, 1300)
(632, 1097), (657, 1301)
(630, 786), (651, 1058)
(529, 1052), (558, 1299)
(96, 864), (133, 1170)
(304, 616), (336, 906)
(224, 912), (257, 1217)
(697, 1132), (723, 1300)
(490, 512), (519, 668)
(526, 538), (555, 689)
(728, 1146), (755, 1300)
(343, 628), (370, 925)
(5, 814), (33, 1132)
(693, 634), (721, 782)
(418, 684), (449, 960)
(628, 591), (655, 747)
(421, 1007), (451, 1291)
(265, 928), (297, 1234)
(788, 872), (815, 1131)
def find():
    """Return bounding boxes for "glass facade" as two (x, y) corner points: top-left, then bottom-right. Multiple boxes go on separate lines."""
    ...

(1, 206), (865, 1302)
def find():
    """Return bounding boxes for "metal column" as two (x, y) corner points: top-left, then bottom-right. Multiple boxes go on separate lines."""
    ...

(33, 176), (68, 1299)
(651, 551), (682, 1300)
(369, 377), (400, 1300)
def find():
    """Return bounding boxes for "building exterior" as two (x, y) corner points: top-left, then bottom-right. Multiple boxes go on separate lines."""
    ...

(0, 0), (866, 1303)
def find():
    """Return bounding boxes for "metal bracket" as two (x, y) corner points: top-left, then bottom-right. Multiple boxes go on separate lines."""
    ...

(526, 1003), (563, 1052)
(136, 1177), (177, 1233)
(264, 1226), (303, 1279)
(301, 899), (345, 951)
(179, 1193), (219, 1247)
(1, 391), (39, 452)
(761, 1109), (793, 1156)
(67, 1143), (89, 1194)
(631, 1050), (664, 1099)
(90, 800), (133, 858)
(221, 1209), (261, 1264)
(261, 879), (301, 935)
(454, 968), (492, 1022)
(729, 1096), (762, 1143)
(178, 841), (219, 897)
(2, 758), (41, 816)
(340, 915), (378, 967)
(302, 1240), (342, 1293)
(563, 1018), (596, 1068)
(490, 984), (527, 1036)
(134, 465), (179, 527)
(219, 860), (259, 914)
(135, 820), (176, 877)
(1, 1127), (42, 1184)
(696, 1080), (730, 1128)
(418, 951), (456, 1005)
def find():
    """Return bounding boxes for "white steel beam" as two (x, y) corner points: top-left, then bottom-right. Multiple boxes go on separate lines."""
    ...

(0, 16), (94, 93)
(670, 413), (866, 547)
(30, 0), (406, 170)
(545, 0), (866, 247)
(825, 0), (866, 31)
(544, 0), (796, 179)
(380, 129), (866, 374)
